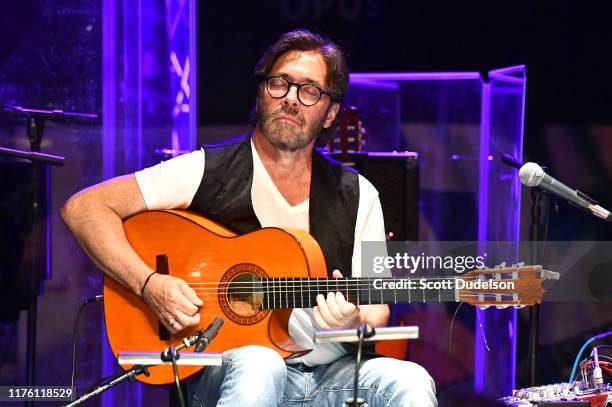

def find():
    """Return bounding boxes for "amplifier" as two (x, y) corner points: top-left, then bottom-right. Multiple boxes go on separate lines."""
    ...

(324, 151), (419, 241)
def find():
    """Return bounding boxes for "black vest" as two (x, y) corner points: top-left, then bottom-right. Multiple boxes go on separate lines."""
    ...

(187, 134), (359, 276)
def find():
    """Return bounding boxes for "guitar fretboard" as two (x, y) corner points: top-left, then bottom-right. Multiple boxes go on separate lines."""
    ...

(259, 277), (458, 309)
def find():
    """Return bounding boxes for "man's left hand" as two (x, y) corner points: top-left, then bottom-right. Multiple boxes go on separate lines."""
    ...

(312, 270), (361, 329)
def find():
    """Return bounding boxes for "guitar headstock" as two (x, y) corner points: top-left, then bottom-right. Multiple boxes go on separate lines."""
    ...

(327, 106), (366, 164)
(458, 264), (559, 308)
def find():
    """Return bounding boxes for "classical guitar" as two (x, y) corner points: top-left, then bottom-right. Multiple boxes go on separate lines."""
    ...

(104, 210), (557, 385)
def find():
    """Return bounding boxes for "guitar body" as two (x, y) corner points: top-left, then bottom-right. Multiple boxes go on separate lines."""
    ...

(104, 210), (327, 385)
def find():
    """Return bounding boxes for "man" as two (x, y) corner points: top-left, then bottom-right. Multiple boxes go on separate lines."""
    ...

(62, 29), (436, 406)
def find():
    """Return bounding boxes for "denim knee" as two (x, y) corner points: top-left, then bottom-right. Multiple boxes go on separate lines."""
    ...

(362, 358), (437, 406)
(222, 345), (287, 400)
(224, 345), (286, 378)
(188, 345), (287, 407)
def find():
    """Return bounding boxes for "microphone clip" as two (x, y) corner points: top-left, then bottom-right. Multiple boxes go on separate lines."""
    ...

(160, 347), (180, 363)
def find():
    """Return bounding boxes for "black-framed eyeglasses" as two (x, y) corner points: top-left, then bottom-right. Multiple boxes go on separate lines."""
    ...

(264, 76), (330, 106)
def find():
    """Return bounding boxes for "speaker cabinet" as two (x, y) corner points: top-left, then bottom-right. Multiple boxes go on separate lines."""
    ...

(324, 152), (419, 241)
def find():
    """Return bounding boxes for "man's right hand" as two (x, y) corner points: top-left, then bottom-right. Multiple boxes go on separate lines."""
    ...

(142, 273), (203, 334)
(61, 174), (204, 334)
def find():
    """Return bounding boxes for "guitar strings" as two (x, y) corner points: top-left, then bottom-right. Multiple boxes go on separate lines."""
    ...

(180, 278), (522, 302)
(184, 275), (515, 286)
(186, 287), (516, 294)
(187, 294), (522, 310)
(188, 289), (520, 297)
(188, 291), (517, 298)
(184, 280), (519, 292)
(189, 292), (513, 300)
(185, 278), (521, 293)
(153, 292), (518, 311)
(185, 275), (513, 284)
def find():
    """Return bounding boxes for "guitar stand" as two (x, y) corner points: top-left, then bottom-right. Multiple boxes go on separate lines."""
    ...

(314, 325), (419, 407)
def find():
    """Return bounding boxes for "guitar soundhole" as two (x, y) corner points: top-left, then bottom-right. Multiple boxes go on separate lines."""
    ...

(218, 263), (269, 325)
(227, 273), (264, 317)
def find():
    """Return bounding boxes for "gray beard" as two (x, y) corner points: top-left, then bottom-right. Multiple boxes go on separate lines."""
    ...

(257, 100), (324, 152)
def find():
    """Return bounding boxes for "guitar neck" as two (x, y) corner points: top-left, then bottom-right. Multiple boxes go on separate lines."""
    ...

(259, 277), (458, 309)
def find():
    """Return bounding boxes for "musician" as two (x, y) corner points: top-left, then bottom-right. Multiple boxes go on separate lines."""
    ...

(61, 29), (436, 406)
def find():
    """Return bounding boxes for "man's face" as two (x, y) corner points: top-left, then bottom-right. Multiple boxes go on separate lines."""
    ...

(256, 50), (340, 152)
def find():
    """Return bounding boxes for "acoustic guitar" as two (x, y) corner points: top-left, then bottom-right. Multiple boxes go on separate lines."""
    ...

(104, 210), (556, 385)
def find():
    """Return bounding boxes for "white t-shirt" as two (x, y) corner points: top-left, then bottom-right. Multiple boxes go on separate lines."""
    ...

(135, 139), (386, 365)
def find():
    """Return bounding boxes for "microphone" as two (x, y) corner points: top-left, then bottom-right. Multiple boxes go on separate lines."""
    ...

(195, 317), (224, 352)
(519, 162), (611, 222)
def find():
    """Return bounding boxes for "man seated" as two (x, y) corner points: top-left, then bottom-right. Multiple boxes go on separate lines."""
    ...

(62, 28), (437, 407)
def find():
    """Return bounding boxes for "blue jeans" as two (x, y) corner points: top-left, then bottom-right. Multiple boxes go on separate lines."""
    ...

(186, 345), (437, 407)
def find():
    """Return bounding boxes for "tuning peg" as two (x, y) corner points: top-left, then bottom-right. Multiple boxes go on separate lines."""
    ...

(514, 305), (526, 309)
(512, 262), (525, 268)
(494, 262), (507, 269)
(496, 305), (509, 309)
(538, 269), (560, 280)
(478, 305), (490, 310)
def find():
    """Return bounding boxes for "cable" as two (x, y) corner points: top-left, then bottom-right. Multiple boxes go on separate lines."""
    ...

(568, 331), (612, 383)
(581, 360), (612, 377)
(592, 354), (612, 364)
(71, 295), (103, 391)
(476, 306), (491, 352)
(583, 360), (612, 368)
(595, 345), (612, 353)
(448, 302), (466, 351)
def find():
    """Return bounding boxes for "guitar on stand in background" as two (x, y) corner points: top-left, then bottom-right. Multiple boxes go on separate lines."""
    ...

(325, 105), (366, 165)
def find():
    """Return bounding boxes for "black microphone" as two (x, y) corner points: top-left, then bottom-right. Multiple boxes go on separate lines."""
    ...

(195, 317), (224, 352)
(519, 162), (611, 222)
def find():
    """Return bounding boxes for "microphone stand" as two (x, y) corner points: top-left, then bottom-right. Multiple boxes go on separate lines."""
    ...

(66, 317), (224, 407)
(65, 365), (151, 407)
(527, 187), (544, 387)
(1, 105), (97, 399)
(346, 324), (374, 407)
(501, 154), (550, 387)
(314, 325), (419, 407)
